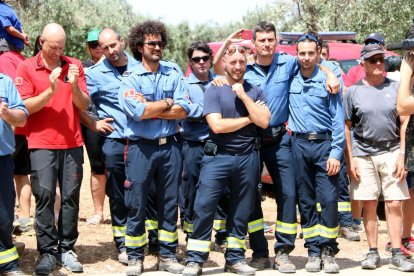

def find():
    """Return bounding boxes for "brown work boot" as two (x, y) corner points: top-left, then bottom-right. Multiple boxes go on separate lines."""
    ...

(125, 259), (143, 276)
(224, 260), (256, 275)
(157, 256), (185, 274)
(182, 262), (203, 276)
(274, 250), (296, 273)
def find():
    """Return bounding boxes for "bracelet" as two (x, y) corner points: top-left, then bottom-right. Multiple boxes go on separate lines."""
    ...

(164, 99), (170, 109)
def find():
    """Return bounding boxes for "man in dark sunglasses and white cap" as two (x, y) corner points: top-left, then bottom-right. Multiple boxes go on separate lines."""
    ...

(343, 43), (414, 272)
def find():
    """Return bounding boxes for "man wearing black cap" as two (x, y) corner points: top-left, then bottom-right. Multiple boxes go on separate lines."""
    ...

(345, 32), (387, 87)
(343, 44), (414, 272)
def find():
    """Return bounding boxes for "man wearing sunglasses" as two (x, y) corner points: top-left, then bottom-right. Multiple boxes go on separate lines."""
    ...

(82, 27), (141, 266)
(183, 42), (270, 276)
(181, 40), (228, 251)
(345, 33), (387, 87)
(344, 44), (414, 272)
(118, 20), (189, 276)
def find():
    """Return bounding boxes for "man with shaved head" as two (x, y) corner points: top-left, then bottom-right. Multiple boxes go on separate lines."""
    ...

(82, 27), (140, 265)
(15, 23), (90, 275)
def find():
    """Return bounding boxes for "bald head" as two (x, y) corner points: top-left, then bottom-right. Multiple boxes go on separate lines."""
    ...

(98, 28), (126, 66)
(41, 23), (66, 43)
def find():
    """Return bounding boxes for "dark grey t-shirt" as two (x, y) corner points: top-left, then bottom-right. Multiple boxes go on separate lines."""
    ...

(343, 78), (400, 156)
(203, 81), (266, 155)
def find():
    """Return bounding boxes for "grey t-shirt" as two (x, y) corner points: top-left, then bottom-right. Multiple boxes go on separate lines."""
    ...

(343, 78), (400, 156)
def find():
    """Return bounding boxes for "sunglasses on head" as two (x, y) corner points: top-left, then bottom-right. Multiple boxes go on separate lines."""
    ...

(191, 55), (210, 63)
(88, 41), (99, 49)
(366, 56), (385, 64)
(225, 45), (246, 55)
(144, 41), (166, 49)
(297, 33), (320, 45)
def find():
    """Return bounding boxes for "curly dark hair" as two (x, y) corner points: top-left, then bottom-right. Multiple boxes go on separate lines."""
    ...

(128, 20), (168, 61)
(252, 21), (276, 41)
(186, 40), (212, 60)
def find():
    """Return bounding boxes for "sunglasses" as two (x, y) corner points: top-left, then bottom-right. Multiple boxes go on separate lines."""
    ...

(88, 41), (99, 49)
(191, 55), (210, 63)
(297, 33), (320, 45)
(367, 56), (385, 64)
(225, 45), (246, 55)
(144, 41), (166, 49)
(365, 41), (383, 46)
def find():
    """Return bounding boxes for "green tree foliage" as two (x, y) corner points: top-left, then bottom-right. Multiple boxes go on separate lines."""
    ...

(11, 0), (143, 60)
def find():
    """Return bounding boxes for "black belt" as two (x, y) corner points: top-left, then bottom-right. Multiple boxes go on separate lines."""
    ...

(131, 134), (180, 146)
(294, 132), (332, 141)
(186, 139), (207, 146)
(356, 136), (399, 148)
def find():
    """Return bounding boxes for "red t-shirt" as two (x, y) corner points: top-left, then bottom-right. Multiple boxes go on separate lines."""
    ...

(0, 51), (27, 135)
(15, 52), (88, 149)
(345, 64), (387, 87)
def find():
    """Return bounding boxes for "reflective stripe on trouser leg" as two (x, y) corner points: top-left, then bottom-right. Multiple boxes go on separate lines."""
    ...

(226, 152), (259, 264)
(186, 155), (235, 264)
(183, 221), (193, 233)
(125, 234), (147, 247)
(320, 225), (339, 239)
(0, 247), (19, 264)
(112, 226), (126, 237)
(145, 220), (158, 231)
(213, 220), (226, 232)
(248, 192), (269, 259)
(187, 239), (210, 252)
(158, 230), (178, 243)
(276, 220), (297, 235)
(261, 132), (297, 253)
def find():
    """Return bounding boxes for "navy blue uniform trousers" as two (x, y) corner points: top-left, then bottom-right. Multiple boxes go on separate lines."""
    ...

(101, 138), (128, 252)
(124, 138), (182, 260)
(292, 137), (339, 256)
(187, 151), (259, 264)
(0, 155), (19, 272)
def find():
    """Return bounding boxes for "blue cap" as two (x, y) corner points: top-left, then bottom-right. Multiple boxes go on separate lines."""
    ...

(364, 32), (385, 45)
(87, 29), (101, 42)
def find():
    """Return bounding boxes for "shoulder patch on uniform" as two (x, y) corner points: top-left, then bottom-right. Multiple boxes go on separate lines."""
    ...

(15, 77), (23, 86)
(123, 89), (136, 98)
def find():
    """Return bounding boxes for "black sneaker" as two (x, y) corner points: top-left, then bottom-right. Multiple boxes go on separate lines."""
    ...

(35, 253), (57, 275)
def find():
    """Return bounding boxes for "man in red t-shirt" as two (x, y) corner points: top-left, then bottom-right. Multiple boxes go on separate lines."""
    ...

(15, 23), (90, 275)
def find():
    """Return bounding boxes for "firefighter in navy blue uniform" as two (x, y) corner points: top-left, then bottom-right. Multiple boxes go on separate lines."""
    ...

(182, 44), (270, 276)
(82, 28), (140, 265)
(181, 40), (227, 249)
(118, 20), (189, 276)
(0, 73), (27, 275)
(288, 33), (345, 273)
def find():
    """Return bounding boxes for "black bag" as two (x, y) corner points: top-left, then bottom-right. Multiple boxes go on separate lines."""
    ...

(258, 126), (286, 147)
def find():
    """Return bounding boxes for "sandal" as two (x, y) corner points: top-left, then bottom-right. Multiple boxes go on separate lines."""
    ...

(86, 213), (103, 225)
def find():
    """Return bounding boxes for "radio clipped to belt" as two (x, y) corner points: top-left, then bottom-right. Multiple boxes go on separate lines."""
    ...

(204, 140), (218, 156)
(258, 125), (287, 147)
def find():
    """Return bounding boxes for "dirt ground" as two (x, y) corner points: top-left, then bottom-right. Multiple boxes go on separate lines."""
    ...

(13, 151), (400, 275)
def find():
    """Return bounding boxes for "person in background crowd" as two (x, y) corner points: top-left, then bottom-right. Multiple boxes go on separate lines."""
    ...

(81, 29), (107, 226)
(15, 23), (90, 275)
(344, 43), (413, 272)
(0, 73), (28, 276)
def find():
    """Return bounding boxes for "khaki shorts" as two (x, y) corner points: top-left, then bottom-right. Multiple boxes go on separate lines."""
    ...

(350, 149), (410, 201)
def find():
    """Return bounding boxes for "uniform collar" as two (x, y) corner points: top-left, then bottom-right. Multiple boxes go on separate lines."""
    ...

(135, 61), (174, 76)
(98, 53), (140, 74)
(187, 71), (215, 84)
